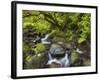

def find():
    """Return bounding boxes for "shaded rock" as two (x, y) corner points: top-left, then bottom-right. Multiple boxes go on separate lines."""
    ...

(52, 37), (66, 43)
(24, 52), (48, 69)
(83, 58), (91, 66)
(49, 44), (65, 55)
(70, 51), (80, 65)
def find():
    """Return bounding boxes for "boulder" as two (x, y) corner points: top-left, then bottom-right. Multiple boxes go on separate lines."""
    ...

(49, 44), (65, 55)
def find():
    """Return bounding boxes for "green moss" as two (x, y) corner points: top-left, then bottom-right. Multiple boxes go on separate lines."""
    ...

(49, 30), (66, 38)
(71, 50), (80, 64)
(34, 43), (46, 54)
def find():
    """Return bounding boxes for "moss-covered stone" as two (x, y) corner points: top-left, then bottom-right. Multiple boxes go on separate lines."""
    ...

(24, 52), (48, 69)
(34, 43), (46, 54)
(49, 44), (65, 55)
(70, 50), (80, 64)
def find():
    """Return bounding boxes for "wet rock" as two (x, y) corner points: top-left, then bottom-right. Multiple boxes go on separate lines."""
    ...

(49, 44), (65, 55)
(70, 51), (80, 65)
(52, 37), (66, 43)
(47, 62), (62, 68)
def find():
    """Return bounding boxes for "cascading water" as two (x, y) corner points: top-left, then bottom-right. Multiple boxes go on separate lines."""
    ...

(41, 34), (51, 44)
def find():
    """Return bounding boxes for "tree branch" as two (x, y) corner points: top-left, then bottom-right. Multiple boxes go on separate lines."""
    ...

(40, 12), (61, 28)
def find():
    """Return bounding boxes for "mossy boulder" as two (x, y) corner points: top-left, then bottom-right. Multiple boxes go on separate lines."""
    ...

(34, 43), (46, 54)
(24, 43), (48, 69)
(24, 52), (48, 69)
(70, 50), (80, 64)
(49, 44), (65, 55)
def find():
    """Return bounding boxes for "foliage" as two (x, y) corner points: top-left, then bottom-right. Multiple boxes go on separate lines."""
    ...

(22, 10), (91, 69)
(78, 14), (91, 43)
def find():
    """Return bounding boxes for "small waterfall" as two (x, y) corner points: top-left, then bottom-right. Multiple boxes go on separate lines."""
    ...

(60, 53), (70, 67)
(76, 48), (83, 54)
(47, 51), (70, 67)
(41, 34), (51, 44)
(48, 52), (52, 60)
